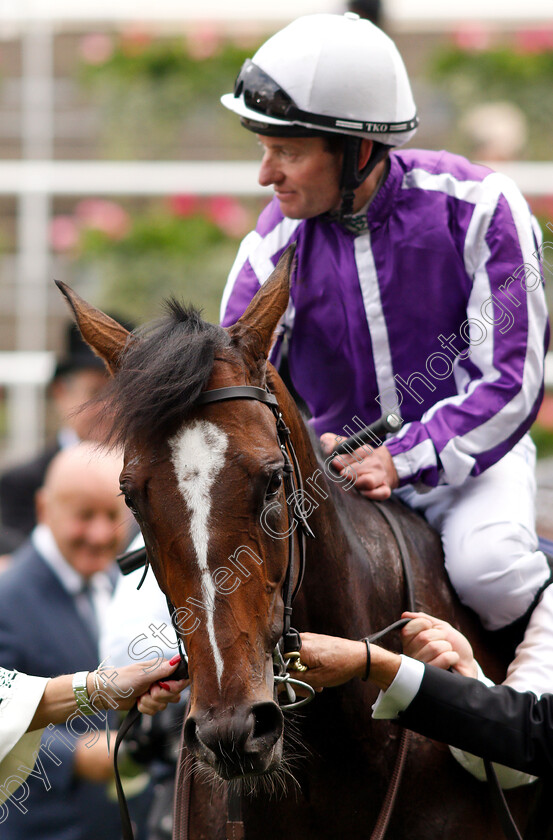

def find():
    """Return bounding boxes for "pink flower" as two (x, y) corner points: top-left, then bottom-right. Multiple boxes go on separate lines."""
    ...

(186, 24), (222, 60)
(79, 33), (114, 65)
(50, 216), (79, 253)
(516, 28), (553, 54)
(75, 200), (130, 240)
(205, 196), (250, 238)
(529, 197), (553, 222)
(452, 23), (492, 52)
(537, 394), (553, 430)
(168, 194), (201, 218)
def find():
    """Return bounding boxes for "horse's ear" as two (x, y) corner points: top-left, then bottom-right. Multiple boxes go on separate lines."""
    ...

(55, 280), (131, 375)
(227, 243), (295, 359)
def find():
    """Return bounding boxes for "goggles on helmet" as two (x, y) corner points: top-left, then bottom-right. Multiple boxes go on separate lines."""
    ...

(233, 59), (418, 137)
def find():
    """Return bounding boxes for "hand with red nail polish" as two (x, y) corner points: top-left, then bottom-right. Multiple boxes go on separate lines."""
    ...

(134, 658), (189, 716)
(91, 658), (189, 716)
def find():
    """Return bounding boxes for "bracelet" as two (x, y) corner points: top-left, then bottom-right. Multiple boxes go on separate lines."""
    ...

(361, 638), (371, 681)
(91, 669), (105, 711)
(72, 671), (95, 716)
(85, 668), (112, 711)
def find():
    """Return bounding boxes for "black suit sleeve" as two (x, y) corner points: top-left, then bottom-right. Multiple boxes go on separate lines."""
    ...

(398, 665), (553, 778)
(0, 445), (58, 538)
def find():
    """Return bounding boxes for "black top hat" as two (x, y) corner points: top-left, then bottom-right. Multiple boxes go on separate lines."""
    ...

(53, 323), (107, 380)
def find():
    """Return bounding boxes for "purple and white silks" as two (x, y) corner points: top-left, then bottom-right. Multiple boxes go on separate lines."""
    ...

(220, 149), (549, 490)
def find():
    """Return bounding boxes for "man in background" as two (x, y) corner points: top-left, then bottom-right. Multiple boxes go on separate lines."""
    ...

(0, 442), (131, 840)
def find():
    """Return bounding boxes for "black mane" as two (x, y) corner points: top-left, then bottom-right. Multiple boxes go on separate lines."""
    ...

(104, 299), (231, 448)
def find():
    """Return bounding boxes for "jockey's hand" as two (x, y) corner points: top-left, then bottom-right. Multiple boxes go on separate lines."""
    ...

(320, 434), (398, 500)
(401, 612), (478, 679)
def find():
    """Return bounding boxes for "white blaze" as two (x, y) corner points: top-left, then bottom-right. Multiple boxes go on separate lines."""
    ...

(169, 420), (228, 686)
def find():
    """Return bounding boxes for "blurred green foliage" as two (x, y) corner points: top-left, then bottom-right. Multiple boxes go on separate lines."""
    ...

(79, 33), (258, 159)
(81, 211), (230, 322)
(81, 36), (250, 87)
(531, 424), (553, 460)
(54, 196), (262, 324)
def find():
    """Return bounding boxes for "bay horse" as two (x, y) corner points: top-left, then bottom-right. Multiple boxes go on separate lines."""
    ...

(58, 247), (538, 839)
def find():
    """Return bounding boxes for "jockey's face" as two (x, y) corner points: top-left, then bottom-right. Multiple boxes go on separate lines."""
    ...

(257, 135), (343, 220)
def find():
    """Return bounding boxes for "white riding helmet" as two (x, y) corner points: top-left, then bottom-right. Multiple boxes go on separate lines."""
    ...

(221, 12), (418, 147)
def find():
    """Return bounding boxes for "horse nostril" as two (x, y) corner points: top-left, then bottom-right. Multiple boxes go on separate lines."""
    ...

(183, 715), (200, 752)
(251, 701), (283, 746)
(184, 702), (284, 773)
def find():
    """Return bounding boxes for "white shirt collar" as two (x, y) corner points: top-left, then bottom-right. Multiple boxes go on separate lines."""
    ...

(32, 524), (84, 595)
(31, 524), (114, 597)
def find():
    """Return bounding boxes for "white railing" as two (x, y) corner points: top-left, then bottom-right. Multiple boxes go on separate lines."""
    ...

(0, 161), (266, 196)
(1, 160), (553, 198)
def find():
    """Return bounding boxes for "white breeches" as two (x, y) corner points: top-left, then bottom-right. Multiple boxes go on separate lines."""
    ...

(396, 434), (550, 632)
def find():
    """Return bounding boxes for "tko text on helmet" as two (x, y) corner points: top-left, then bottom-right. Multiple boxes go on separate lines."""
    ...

(365, 123), (389, 133)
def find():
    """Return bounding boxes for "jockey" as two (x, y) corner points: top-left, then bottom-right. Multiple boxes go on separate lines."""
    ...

(219, 9), (553, 769)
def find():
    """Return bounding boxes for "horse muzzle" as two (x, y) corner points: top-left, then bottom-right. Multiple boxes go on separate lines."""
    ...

(184, 700), (284, 779)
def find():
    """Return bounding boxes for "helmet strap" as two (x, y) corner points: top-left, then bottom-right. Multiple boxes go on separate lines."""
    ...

(339, 138), (390, 220)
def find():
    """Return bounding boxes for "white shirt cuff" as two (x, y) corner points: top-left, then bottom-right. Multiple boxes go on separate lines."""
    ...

(372, 655), (425, 719)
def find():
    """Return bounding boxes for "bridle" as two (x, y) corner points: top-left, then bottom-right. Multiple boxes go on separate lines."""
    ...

(113, 383), (315, 840)
(118, 383), (317, 696)
(113, 383), (423, 840)
(194, 385), (317, 708)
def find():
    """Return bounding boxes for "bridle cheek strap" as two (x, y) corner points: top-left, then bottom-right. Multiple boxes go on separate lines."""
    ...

(198, 385), (312, 654)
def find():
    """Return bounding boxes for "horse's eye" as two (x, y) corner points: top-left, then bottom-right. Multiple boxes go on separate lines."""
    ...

(125, 496), (138, 514)
(120, 489), (139, 515)
(265, 470), (283, 500)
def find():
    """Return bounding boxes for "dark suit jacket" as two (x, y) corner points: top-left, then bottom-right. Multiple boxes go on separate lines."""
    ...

(0, 443), (60, 543)
(399, 664), (553, 778)
(0, 542), (121, 840)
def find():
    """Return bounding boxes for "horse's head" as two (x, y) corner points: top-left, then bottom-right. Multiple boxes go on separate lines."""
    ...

(57, 247), (306, 780)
